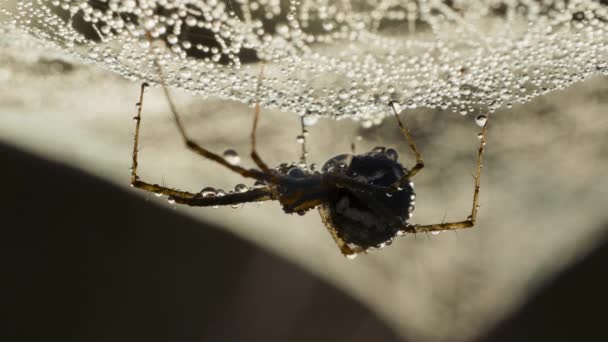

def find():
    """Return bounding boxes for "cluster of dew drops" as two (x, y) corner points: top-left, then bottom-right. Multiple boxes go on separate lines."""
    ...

(2, 0), (607, 123)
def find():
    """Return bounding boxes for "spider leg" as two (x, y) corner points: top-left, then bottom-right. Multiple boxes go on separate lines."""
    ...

(388, 102), (424, 190)
(152, 60), (272, 183)
(318, 205), (366, 258)
(404, 123), (488, 233)
(131, 83), (197, 198)
(250, 63), (273, 173)
(170, 187), (276, 207)
(298, 116), (308, 165)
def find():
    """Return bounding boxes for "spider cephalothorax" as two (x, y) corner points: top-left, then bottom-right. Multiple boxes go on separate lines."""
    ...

(319, 149), (415, 250)
(130, 65), (488, 259)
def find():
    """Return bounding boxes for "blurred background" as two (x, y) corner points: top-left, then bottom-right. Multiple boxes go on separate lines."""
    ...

(1, 48), (607, 341)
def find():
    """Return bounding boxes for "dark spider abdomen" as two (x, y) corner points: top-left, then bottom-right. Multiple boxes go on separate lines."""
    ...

(321, 150), (415, 249)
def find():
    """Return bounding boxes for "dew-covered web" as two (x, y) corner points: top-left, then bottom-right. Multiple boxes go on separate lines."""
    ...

(1, 0), (607, 125)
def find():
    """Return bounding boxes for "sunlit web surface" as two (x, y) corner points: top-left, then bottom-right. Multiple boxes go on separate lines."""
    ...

(1, 0), (607, 124)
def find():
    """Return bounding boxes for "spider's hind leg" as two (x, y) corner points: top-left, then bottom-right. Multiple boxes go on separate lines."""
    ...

(404, 122), (489, 233)
(389, 102), (425, 191)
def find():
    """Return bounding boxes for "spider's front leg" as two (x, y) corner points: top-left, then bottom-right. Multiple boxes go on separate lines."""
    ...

(130, 82), (197, 199)
(404, 122), (488, 234)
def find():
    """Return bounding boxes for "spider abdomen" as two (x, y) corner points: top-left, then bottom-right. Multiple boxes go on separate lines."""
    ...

(320, 150), (415, 249)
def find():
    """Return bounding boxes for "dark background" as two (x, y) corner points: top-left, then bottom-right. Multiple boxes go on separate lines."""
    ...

(2, 141), (608, 341)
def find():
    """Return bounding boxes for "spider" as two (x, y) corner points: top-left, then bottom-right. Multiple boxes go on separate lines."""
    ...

(130, 66), (488, 259)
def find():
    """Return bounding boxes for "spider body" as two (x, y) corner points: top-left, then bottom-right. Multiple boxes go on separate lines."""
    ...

(130, 67), (488, 259)
(319, 150), (415, 249)
(270, 149), (416, 250)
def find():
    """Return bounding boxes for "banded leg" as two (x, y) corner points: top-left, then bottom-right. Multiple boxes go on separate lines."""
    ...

(298, 116), (308, 165)
(152, 60), (272, 183)
(388, 102), (424, 191)
(404, 123), (488, 233)
(250, 63), (272, 173)
(171, 187), (275, 207)
(131, 83), (197, 199)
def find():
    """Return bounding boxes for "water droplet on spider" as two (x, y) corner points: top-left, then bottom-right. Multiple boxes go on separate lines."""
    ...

(431, 231), (441, 235)
(477, 132), (484, 140)
(253, 180), (266, 188)
(223, 149), (240, 165)
(385, 148), (398, 161)
(231, 204), (240, 209)
(310, 163), (318, 172)
(371, 146), (386, 153)
(475, 114), (488, 127)
(234, 184), (248, 192)
(386, 192), (393, 197)
(216, 189), (226, 197)
(388, 101), (401, 113)
(410, 194), (416, 200)
(288, 166), (306, 178)
(296, 135), (305, 144)
(167, 197), (176, 204)
(154, 192), (163, 197)
(201, 187), (216, 197)
(345, 253), (358, 260)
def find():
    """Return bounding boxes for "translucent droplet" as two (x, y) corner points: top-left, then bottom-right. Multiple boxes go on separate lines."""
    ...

(234, 184), (248, 192)
(303, 115), (319, 126)
(389, 101), (401, 113)
(154, 192), (163, 197)
(385, 148), (398, 161)
(345, 253), (358, 260)
(167, 197), (176, 204)
(431, 231), (441, 235)
(296, 135), (305, 144)
(201, 187), (216, 197)
(477, 132), (484, 140)
(386, 192), (393, 197)
(223, 149), (240, 165)
(372, 146), (386, 153)
(475, 114), (488, 127)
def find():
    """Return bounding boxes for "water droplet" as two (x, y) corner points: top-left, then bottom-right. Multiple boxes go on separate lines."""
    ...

(303, 115), (319, 126)
(154, 192), (163, 197)
(223, 149), (240, 165)
(386, 192), (393, 197)
(253, 180), (266, 188)
(475, 114), (488, 127)
(372, 146), (386, 153)
(389, 101), (401, 113)
(296, 135), (305, 144)
(235, 184), (248, 192)
(345, 253), (358, 260)
(167, 197), (176, 204)
(477, 132), (484, 140)
(385, 148), (398, 161)
(431, 231), (441, 235)
(201, 187), (216, 197)
(361, 120), (373, 129)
